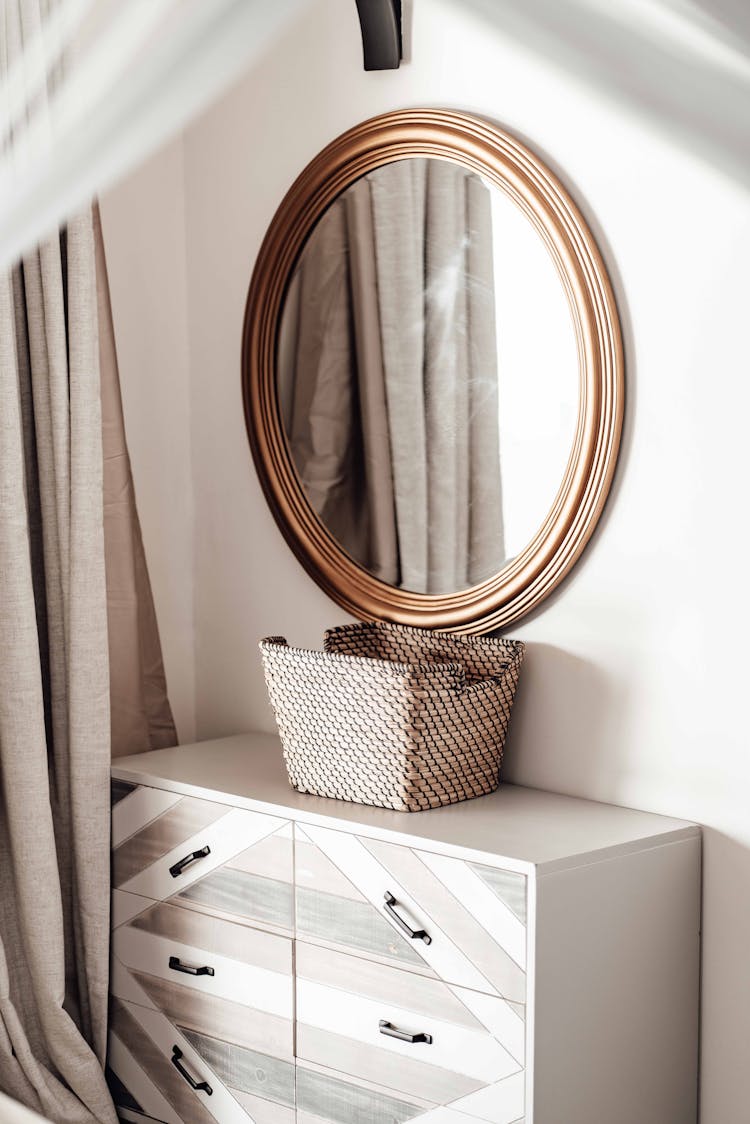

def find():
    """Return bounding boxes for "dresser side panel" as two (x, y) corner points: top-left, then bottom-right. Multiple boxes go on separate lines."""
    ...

(532, 835), (701, 1124)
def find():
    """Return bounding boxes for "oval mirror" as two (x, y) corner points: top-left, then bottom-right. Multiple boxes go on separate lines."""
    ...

(243, 110), (624, 632)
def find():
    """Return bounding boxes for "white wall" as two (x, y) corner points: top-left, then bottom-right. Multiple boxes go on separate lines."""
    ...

(101, 1), (750, 1119)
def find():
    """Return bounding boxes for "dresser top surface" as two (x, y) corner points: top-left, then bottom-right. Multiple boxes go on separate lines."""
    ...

(113, 732), (697, 872)
(113, 732), (698, 872)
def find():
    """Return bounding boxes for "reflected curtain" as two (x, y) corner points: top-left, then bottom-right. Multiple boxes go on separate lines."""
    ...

(280, 158), (504, 594)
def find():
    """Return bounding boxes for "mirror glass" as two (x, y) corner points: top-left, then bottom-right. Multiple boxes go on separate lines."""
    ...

(276, 156), (579, 596)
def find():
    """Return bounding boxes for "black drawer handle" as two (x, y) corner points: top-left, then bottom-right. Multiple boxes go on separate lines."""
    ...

(379, 1019), (433, 1045)
(384, 891), (431, 944)
(171, 1046), (212, 1095)
(169, 845), (210, 878)
(169, 956), (215, 978)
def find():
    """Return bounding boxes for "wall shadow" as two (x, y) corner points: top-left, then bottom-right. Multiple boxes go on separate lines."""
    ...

(501, 642), (633, 800)
(461, 0), (750, 190)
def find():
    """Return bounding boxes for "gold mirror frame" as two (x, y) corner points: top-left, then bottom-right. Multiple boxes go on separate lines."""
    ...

(242, 109), (624, 633)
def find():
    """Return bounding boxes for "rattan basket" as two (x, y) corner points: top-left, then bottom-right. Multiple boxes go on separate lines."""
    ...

(260, 622), (525, 812)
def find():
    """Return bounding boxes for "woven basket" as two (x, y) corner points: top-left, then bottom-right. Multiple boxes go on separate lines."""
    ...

(260, 622), (525, 812)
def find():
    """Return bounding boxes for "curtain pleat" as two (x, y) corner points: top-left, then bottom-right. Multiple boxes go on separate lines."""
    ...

(94, 205), (177, 758)
(0, 217), (116, 1122)
(1, 7), (178, 1118)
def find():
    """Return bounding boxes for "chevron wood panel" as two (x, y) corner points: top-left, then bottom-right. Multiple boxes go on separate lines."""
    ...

(109, 998), (218, 1124)
(295, 823), (527, 1002)
(296, 1061), (423, 1124)
(364, 837), (526, 1000)
(108, 872), (295, 1121)
(111, 785), (294, 934)
(295, 1057), (525, 1124)
(296, 941), (523, 1120)
(113, 797), (228, 888)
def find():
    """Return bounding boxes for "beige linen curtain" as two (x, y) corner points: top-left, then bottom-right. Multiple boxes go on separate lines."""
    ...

(0, 201), (176, 1121)
(0, 7), (176, 1117)
(282, 158), (504, 594)
(95, 208), (177, 758)
(0, 212), (117, 1124)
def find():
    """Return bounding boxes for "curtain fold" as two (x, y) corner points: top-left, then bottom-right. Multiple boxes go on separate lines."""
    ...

(95, 205), (177, 758)
(0, 213), (116, 1123)
(1, 6), (177, 1119)
(283, 158), (505, 594)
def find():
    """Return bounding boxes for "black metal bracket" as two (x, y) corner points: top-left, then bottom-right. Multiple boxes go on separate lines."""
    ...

(355, 0), (402, 70)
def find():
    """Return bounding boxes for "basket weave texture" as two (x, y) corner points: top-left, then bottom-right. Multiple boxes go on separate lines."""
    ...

(260, 622), (525, 813)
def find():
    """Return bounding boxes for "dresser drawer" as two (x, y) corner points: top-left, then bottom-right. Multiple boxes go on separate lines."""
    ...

(111, 894), (294, 1045)
(108, 995), (295, 1123)
(295, 823), (527, 1002)
(112, 785), (293, 935)
(295, 941), (525, 1124)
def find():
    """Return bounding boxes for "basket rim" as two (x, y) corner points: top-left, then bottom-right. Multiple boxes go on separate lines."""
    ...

(260, 634), (523, 697)
(324, 620), (526, 658)
(260, 635), (465, 685)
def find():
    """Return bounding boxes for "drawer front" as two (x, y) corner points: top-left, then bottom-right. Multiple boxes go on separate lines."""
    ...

(111, 894), (294, 1050)
(108, 996), (295, 1123)
(295, 942), (525, 1124)
(295, 823), (527, 1002)
(111, 784), (293, 935)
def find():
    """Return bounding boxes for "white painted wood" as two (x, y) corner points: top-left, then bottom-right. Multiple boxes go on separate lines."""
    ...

(114, 926), (293, 1018)
(119, 806), (287, 900)
(445, 1070), (526, 1122)
(112, 786), (183, 847)
(419, 851), (527, 969)
(108, 1031), (183, 1124)
(296, 978), (521, 1085)
(119, 1000), (254, 1124)
(532, 835), (701, 1124)
(448, 988), (525, 1066)
(296, 942), (486, 1032)
(230, 1088), (295, 1124)
(410, 1107), (524, 1124)
(301, 823), (498, 994)
(295, 1056), (432, 1110)
(109, 733), (701, 1123)
(111, 733), (699, 875)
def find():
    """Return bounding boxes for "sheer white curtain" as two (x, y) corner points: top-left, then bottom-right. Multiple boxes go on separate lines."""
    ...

(0, 0), (307, 271)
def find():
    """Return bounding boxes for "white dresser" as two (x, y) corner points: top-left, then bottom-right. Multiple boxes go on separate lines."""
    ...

(108, 732), (700, 1124)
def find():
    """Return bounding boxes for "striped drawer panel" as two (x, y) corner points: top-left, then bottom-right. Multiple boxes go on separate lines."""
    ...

(108, 996), (295, 1124)
(112, 784), (293, 935)
(111, 895), (294, 1048)
(109, 895), (294, 1122)
(295, 823), (527, 1002)
(295, 942), (525, 1124)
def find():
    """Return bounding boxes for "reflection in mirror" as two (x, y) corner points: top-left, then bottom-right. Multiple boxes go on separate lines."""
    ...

(277, 157), (578, 595)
